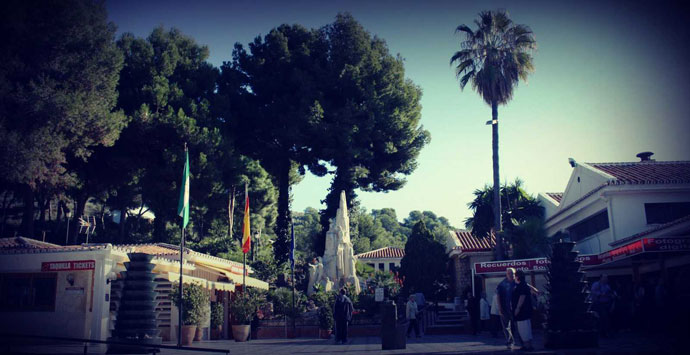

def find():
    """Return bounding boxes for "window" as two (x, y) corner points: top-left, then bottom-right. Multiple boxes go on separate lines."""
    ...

(645, 202), (690, 224)
(378, 263), (384, 271)
(389, 263), (396, 272)
(0, 273), (57, 312)
(567, 210), (609, 242)
(367, 263), (375, 270)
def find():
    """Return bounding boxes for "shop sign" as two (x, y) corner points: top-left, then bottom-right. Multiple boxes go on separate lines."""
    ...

(41, 260), (96, 272)
(598, 240), (644, 264)
(375, 287), (384, 302)
(474, 255), (599, 274)
(642, 237), (690, 252)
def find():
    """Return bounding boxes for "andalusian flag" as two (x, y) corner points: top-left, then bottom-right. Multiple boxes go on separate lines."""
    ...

(177, 147), (190, 229)
(242, 183), (251, 254)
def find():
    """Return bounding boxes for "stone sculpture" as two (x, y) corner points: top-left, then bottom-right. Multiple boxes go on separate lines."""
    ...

(308, 191), (361, 295)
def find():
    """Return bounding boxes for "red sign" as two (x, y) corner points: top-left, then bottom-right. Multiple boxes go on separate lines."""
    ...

(598, 240), (644, 264)
(474, 255), (599, 274)
(642, 237), (690, 252)
(41, 260), (96, 272)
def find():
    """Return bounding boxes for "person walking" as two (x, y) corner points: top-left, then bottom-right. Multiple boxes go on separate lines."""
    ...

(512, 270), (534, 351)
(406, 294), (421, 338)
(496, 267), (520, 349)
(333, 288), (353, 344)
(490, 292), (500, 337)
(591, 274), (614, 337)
(480, 292), (491, 334)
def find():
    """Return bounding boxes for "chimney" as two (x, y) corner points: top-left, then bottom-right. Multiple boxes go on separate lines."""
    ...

(636, 151), (654, 162)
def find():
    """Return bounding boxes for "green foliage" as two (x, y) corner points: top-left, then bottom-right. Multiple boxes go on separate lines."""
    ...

(356, 261), (375, 278)
(211, 302), (224, 328)
(170, 283), (209, 326)
(318, 306), (334, 329)
(465, 179), (545, 256)
(399, 221), (449, 299)
(229, 291), (264, 325)
(293, 208), (322, 259)
(317, 14), (430, 254)
(403, 210), (454, 245)
(355, 293), (378, 316)
(269, 287), (307, 319)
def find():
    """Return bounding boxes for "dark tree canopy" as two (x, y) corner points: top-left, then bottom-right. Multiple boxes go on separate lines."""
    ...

(316, 13), (429, 255)
(0, 0), (126, 238)
(399, 221), (449, 299)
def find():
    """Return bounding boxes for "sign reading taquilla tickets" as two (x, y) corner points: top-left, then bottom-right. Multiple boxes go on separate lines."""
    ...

(41, 260), (96, 272)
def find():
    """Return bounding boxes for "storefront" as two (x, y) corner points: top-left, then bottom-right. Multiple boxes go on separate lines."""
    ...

(0, 237), (268, 343)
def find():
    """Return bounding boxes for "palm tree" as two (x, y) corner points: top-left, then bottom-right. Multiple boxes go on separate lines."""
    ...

(464, 179), (543, 257)
(451, 10), (536, 259)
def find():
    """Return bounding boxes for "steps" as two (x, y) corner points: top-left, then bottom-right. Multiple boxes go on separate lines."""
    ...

(425, 309), (467, 335)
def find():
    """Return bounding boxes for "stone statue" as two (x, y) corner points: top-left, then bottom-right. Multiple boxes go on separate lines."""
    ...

(308, 190), (361, 295)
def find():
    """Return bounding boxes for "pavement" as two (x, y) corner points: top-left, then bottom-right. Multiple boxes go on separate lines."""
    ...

(2, 330), (674, 354)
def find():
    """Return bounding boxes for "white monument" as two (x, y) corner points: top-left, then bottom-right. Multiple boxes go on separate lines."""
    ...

(308, 190), (361, 295)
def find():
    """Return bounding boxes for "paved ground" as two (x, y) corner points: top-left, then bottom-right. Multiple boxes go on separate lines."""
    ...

(3, 330), (673, 354)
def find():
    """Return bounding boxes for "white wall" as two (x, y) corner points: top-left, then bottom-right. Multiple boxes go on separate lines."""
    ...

(0, 249), (115, 342)
(608, 187), (690, 242)
(557, 165), (608, 210)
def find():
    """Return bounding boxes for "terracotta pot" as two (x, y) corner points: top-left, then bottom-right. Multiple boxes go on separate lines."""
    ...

(210, 326), (223, 340)
(232, 324), (250, 342)
(176, 325), (196, 346)
(319, 329), (332, 339)
(194, 326), (203, 341)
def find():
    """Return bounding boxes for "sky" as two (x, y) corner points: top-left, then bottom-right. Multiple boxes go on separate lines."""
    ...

(107, 0), (690, 227)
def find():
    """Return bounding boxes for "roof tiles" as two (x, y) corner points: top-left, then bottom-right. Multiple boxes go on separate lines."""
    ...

(589, 161), (690, 185)
(355, 247), (405, 259)
(453, 230), (495, 252)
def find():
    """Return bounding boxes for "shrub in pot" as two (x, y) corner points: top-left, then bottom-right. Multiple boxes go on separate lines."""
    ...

(318, 306), (334, 339)
(210, 302), (224, 340)
(230, 292), (260, 342)
(170, 283), (207, 345)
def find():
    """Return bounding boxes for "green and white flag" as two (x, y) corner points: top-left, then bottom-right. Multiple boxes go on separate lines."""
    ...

(177, 147), (190, 229)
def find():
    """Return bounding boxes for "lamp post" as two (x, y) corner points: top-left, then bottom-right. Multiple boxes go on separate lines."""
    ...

(65, 211), (72, 245)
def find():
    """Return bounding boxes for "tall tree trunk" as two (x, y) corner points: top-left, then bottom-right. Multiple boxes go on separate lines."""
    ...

(153, 210), (167, 243)
(71, 193), (87, 245)
(274, 159), (292, 265)
(491, 100), (504, 260)
(318, 166), (356, 256)
(20, 184), (35, 238)
(0, 191), (11, 238)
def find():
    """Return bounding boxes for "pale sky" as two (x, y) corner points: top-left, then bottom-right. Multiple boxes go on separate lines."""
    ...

(108, 0), (690, 227)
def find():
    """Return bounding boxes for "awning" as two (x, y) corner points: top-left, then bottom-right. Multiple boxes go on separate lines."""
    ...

(166, 272), (235, 292)
(200, 263), (269, 290)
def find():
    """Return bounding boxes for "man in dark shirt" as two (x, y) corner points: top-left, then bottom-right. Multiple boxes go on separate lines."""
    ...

(496, 267), (519, 348)
(333, 288), (354, 344)
(512, 270), (533, 351)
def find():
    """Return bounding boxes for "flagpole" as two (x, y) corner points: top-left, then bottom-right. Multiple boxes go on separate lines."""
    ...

(177, 226), (184, 347)
(243, 182), (247, 297)
(177, 142), (189, 347)
(291, 216), (295, 334)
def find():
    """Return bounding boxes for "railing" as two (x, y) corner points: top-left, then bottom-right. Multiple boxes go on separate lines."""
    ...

(0, 333), (229, 354)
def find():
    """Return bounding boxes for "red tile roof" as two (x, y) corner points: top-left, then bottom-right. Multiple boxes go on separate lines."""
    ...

(609, 214), (690, 247)
(113, 243), (249, 271)
(0, 237), (61, 250)
(545, 192), (564, 203)
(453, 230), (495, 252)
(589, 161), (690, 185)
(355, 247), (405, 259)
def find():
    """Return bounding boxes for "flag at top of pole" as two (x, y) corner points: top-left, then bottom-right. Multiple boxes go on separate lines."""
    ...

(177, 144), (190, 229)
(242, 183), (251, 254)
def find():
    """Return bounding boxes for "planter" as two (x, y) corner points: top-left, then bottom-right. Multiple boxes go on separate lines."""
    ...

(210, 326), (223, 340)
(176, 325), (197, 346)
(319, 329), (332, 339)
(232, 324), (251, 342)
(194, 326), (203, 341)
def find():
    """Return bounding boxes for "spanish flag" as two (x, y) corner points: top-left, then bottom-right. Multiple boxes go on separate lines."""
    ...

(242, 183), (250, 254)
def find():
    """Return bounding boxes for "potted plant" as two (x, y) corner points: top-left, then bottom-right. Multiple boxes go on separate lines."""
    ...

(195, 302), (210, 341)
(318, 306), (334, 339)
(210, 302), (224, 340)
(170, 283), (207, 345)
(229, 293), (257, 342)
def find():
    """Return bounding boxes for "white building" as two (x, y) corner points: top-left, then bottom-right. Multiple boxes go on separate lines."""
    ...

(538, 153), (690, 279)
(0, 238), (268, 344)
(355, 247), (404, 273)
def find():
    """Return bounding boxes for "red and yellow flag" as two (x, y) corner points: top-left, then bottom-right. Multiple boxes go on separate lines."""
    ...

(242, 183), (250, 254)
